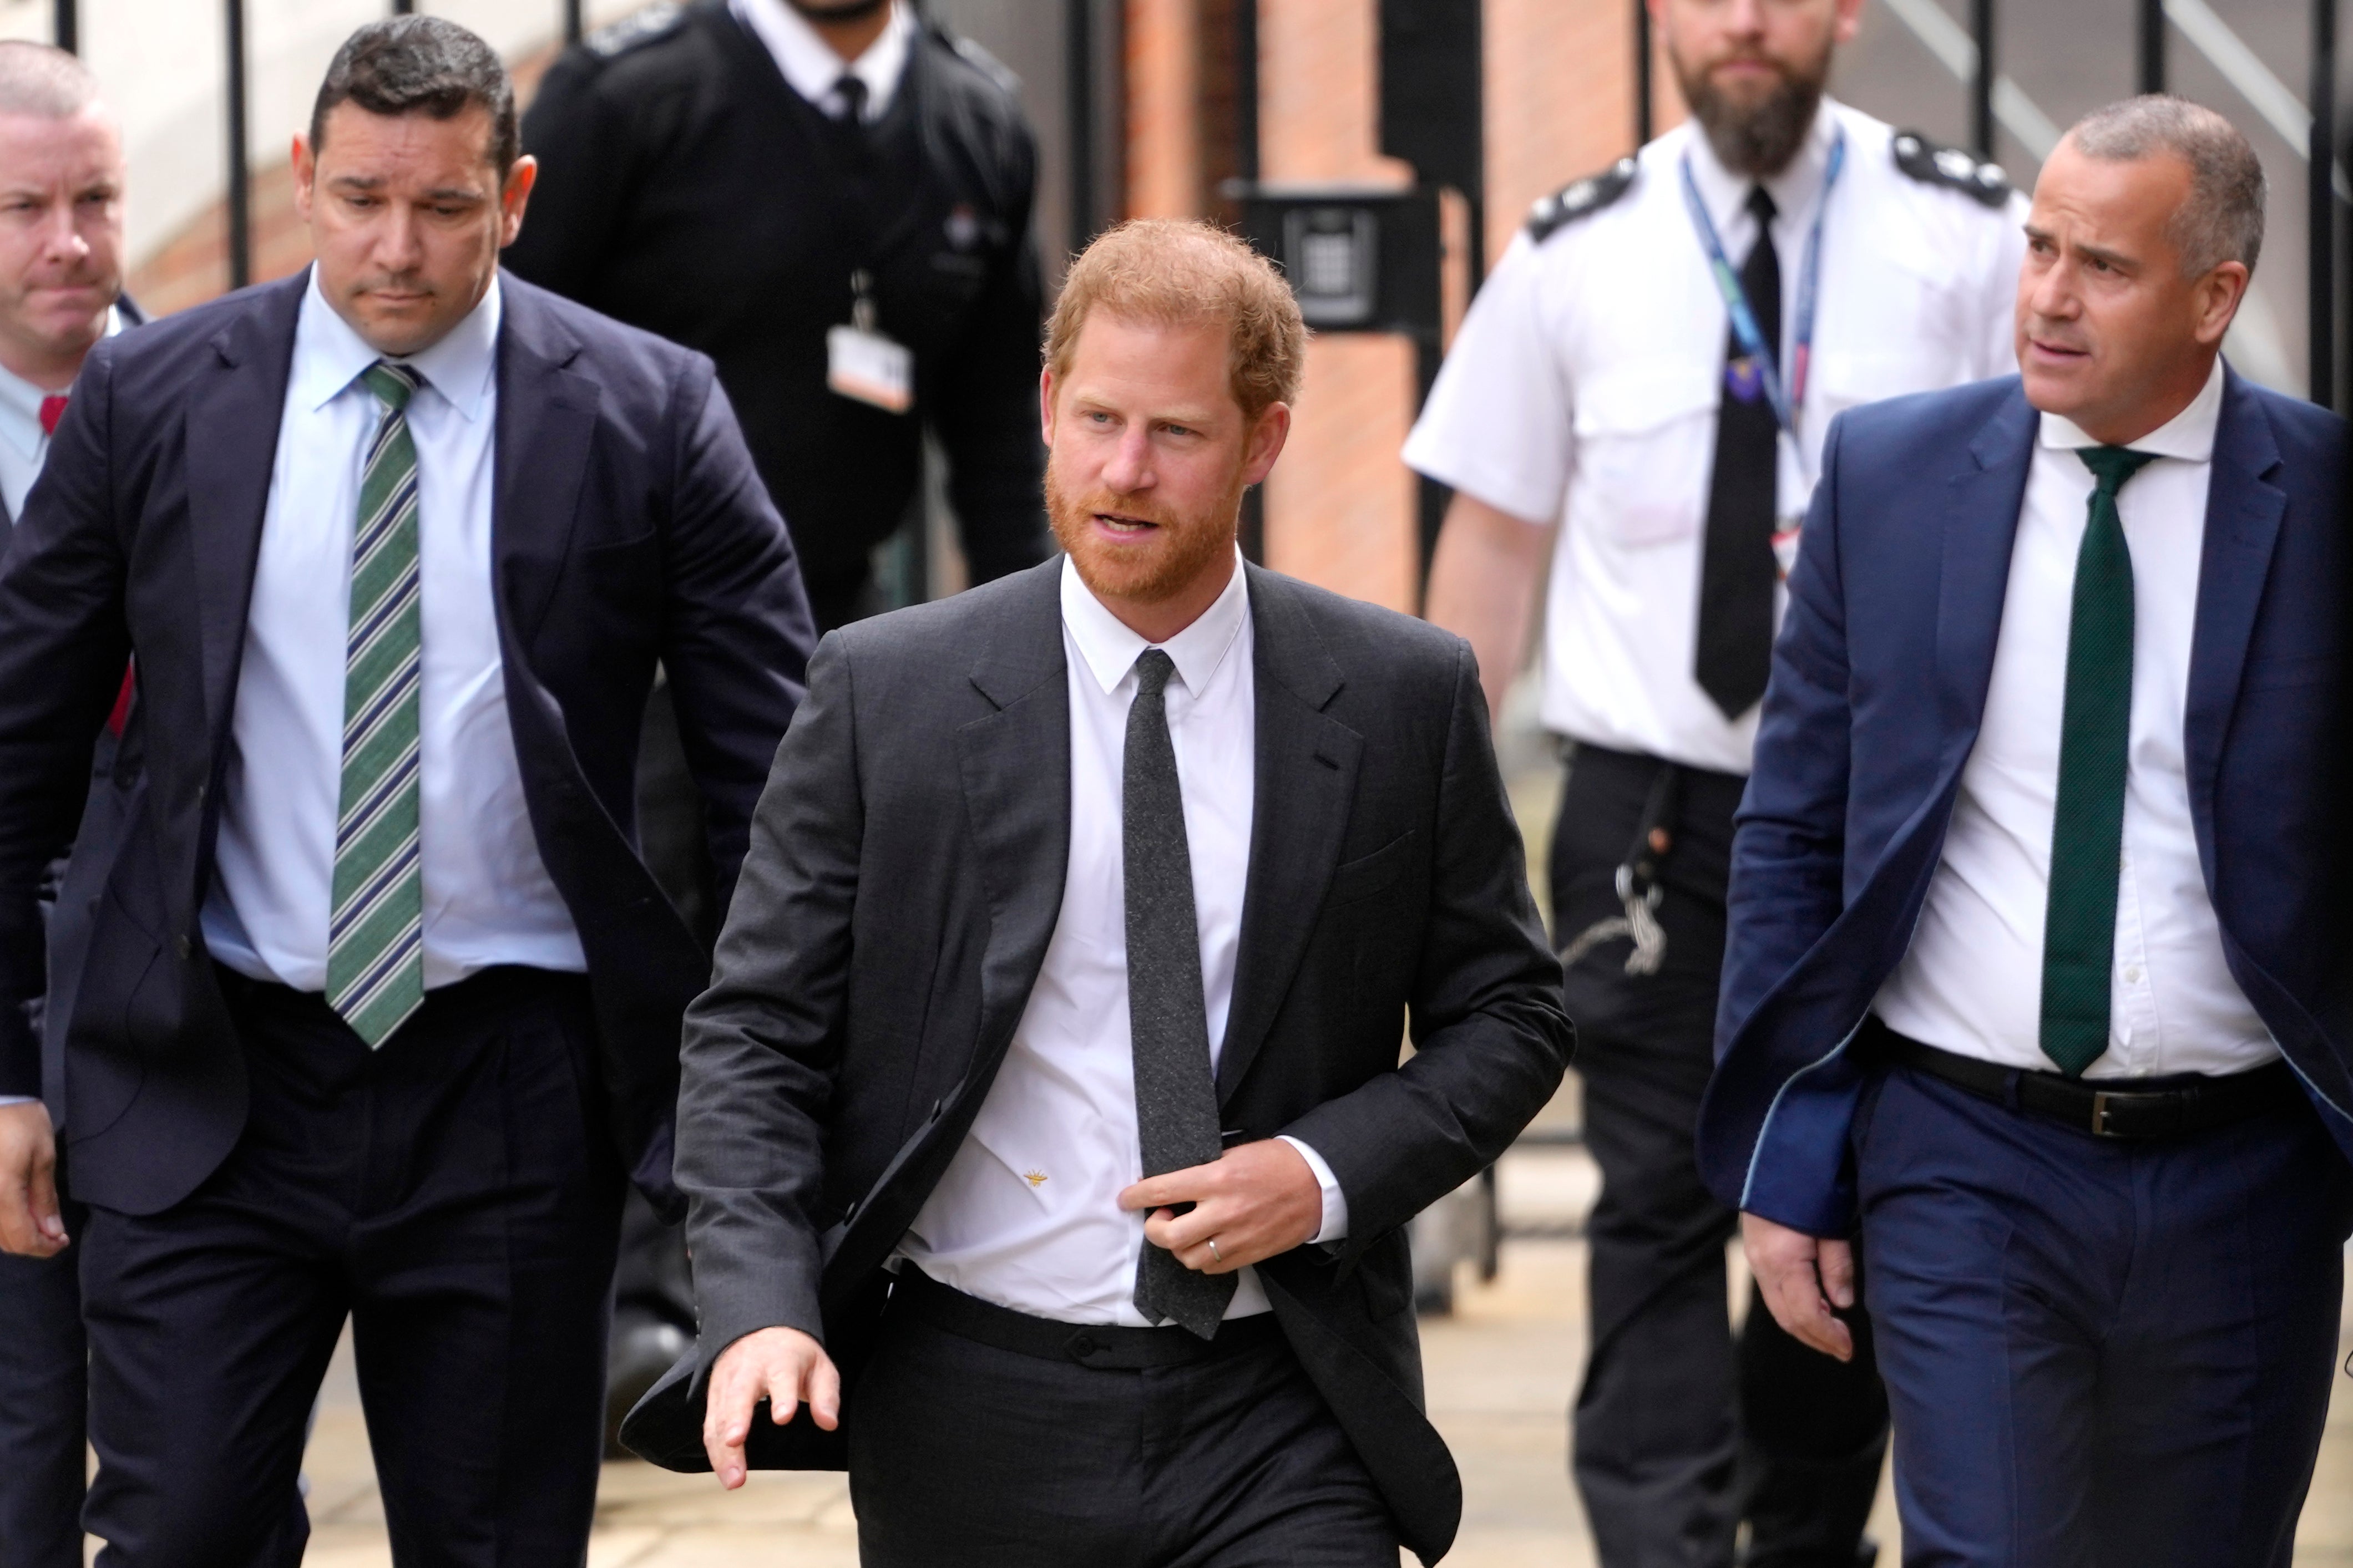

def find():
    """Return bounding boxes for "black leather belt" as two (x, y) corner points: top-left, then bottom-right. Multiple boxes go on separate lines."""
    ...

(887, 1266), (1283, 1370)
(1863, 1017), (2303, 1140)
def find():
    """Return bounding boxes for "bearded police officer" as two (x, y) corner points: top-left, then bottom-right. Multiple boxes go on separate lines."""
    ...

(507, 0), (1049, 631)
(1409, 1), (2025, 1565)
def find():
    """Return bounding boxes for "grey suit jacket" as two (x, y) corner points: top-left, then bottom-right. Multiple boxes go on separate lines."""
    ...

(624, 559), (1573, 1564)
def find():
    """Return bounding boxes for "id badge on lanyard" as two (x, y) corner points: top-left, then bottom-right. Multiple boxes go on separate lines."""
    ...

(827, 267), (914, 414)
(1679, 129), (1845, 576)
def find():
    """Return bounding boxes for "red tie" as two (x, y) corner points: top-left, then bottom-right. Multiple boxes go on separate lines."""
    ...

(38, 394), (65, 437)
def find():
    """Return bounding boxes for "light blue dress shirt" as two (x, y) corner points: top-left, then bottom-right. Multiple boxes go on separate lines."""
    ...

(201, 268), (586, 993)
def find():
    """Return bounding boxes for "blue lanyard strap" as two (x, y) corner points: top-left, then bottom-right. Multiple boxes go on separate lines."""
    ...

(1678, 128), (1846, 438)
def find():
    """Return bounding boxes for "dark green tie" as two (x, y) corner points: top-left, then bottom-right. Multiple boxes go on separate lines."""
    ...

(2038, 444), (2156, 1078)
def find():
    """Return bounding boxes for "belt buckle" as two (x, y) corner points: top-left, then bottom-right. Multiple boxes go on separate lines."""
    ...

(2089, 1089), (2159, 1138)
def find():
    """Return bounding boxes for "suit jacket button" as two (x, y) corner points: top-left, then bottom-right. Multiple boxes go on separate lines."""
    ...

(1068, 1332), (1096, 1357)
(175, 935), (191, 960)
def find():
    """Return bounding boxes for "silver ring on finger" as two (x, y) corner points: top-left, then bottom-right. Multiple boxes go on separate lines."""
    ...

(1208, 1237), (1223, 1263)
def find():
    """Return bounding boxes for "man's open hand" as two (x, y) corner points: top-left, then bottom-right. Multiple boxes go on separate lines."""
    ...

(1742, 1211), (1856, 1361)
(1118, 1138), (1322, 1274)
(0, 1101), (65, 1259)
(702, 1325), (841, 1489)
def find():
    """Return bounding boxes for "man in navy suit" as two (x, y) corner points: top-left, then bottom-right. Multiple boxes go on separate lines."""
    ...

(0, 39), (145, 1568)
(0, 17), (813, 1563)
(1703, 96), (2347, 1566)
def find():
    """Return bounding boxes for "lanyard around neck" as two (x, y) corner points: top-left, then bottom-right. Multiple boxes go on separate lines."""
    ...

(1678, 126), (1846, 438)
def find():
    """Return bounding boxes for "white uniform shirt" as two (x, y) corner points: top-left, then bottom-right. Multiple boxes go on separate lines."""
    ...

(1404, 100), (2026, 773)
(1874, 359), (2273, 1079)
(202, 270), (586, 992)
(731, 0), (914, 121)
(898, 556), (1346, 1325)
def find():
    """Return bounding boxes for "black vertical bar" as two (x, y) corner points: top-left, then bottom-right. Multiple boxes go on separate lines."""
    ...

(565, 0), (584, 44)
(225, 0), (250, 292)
(2310, 0), (2335, 408)
(52, 0), (75, 54)
(1970, 0), (1995, 158)
(392, 0), (413, 13)
(1633, 0), (1652, 148)
(2137, 0), (2165, 94)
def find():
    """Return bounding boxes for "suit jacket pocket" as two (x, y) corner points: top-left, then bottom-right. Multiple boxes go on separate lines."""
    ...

(1325, 831), (1417, 908)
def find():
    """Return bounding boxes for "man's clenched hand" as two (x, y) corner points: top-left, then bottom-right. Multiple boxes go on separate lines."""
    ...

(0, 1100), (66, 1258)
(1119, 1138), (1322, 1274)
(703, 1325), (841, 1489)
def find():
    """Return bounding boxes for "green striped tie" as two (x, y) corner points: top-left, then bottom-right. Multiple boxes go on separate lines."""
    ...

(2038, 444), (2155, 1078)
(326, 361), (426, 1048)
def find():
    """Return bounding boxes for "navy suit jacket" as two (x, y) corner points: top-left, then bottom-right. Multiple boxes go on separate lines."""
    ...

(1699, 369), (2349, 1236)
(0, 268), (816, 1217)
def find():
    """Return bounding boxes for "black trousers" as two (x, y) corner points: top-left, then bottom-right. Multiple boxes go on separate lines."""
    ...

(0, 1188), (87, 1568)
(847, 1277), (1399, 1567)
(1553, 745), (1889, 1568)
(79, 966), (624, 1567)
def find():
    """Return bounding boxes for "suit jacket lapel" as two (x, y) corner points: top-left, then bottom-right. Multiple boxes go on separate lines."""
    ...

(1217, 566), (1362, 1106)
(2184, 368), (2286, 826)
(957, 564), (1072, 1077)
(492, 281), (600, 651)
(188, 276), (303, 749)
(1933, 386), (2037, 761)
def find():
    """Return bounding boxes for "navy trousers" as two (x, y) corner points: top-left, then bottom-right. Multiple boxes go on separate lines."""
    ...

(78, 967), (624, 1568)
(0, 1192), (88, 1568)
(1855, 1064), (2351, 1568)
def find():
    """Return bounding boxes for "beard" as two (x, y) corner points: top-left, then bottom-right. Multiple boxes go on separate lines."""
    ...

(1046, 448), (1247, 608)
(1671, 38), (1833, 177)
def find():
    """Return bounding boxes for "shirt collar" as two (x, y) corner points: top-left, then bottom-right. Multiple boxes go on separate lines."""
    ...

(291, 265), (502, 421)
(2037, 355), (2227, 463)
(1061, 549), (1252, 700)
(732, 0), (914, 120)
(1682, 95), (1842, 241)
(0, 302), (127, 460)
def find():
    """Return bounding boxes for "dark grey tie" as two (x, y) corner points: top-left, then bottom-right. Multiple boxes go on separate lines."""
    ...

(1125, 649), (1236, 1338)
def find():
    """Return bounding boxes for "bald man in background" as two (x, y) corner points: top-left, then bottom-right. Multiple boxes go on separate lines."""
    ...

(0, 40), (142, 1568)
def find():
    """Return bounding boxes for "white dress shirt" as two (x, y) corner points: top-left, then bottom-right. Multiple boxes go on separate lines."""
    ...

(0, 303), (124, 522)
(1404, 99), (2025, 773)
(1875, 358), (2273, 1079)
(731, 0), (913, 122)
(201, 269), (585, 993)
(898, 555), (1346, 1326)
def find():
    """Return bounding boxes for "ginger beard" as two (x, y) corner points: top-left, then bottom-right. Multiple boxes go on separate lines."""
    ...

(1046, 437), (1249, 606)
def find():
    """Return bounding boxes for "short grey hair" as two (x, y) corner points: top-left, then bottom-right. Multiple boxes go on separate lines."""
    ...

(0, 42), (100, 120)
(2068, 95), (2265, 278)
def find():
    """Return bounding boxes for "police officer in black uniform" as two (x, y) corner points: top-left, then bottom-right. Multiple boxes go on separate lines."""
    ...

(507, 0), (1050, 1442)
(507, 0), (1049, 631)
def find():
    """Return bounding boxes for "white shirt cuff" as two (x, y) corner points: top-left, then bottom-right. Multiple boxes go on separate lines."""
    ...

(1277, 1135), (1349, 1244)
(0, 1095), (38, 1109)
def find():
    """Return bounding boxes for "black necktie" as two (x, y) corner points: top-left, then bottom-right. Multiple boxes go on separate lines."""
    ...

(1124, 649), (1236, 1338)
(1696, 185), (1784, 720)
(831, 73), (867, 126)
